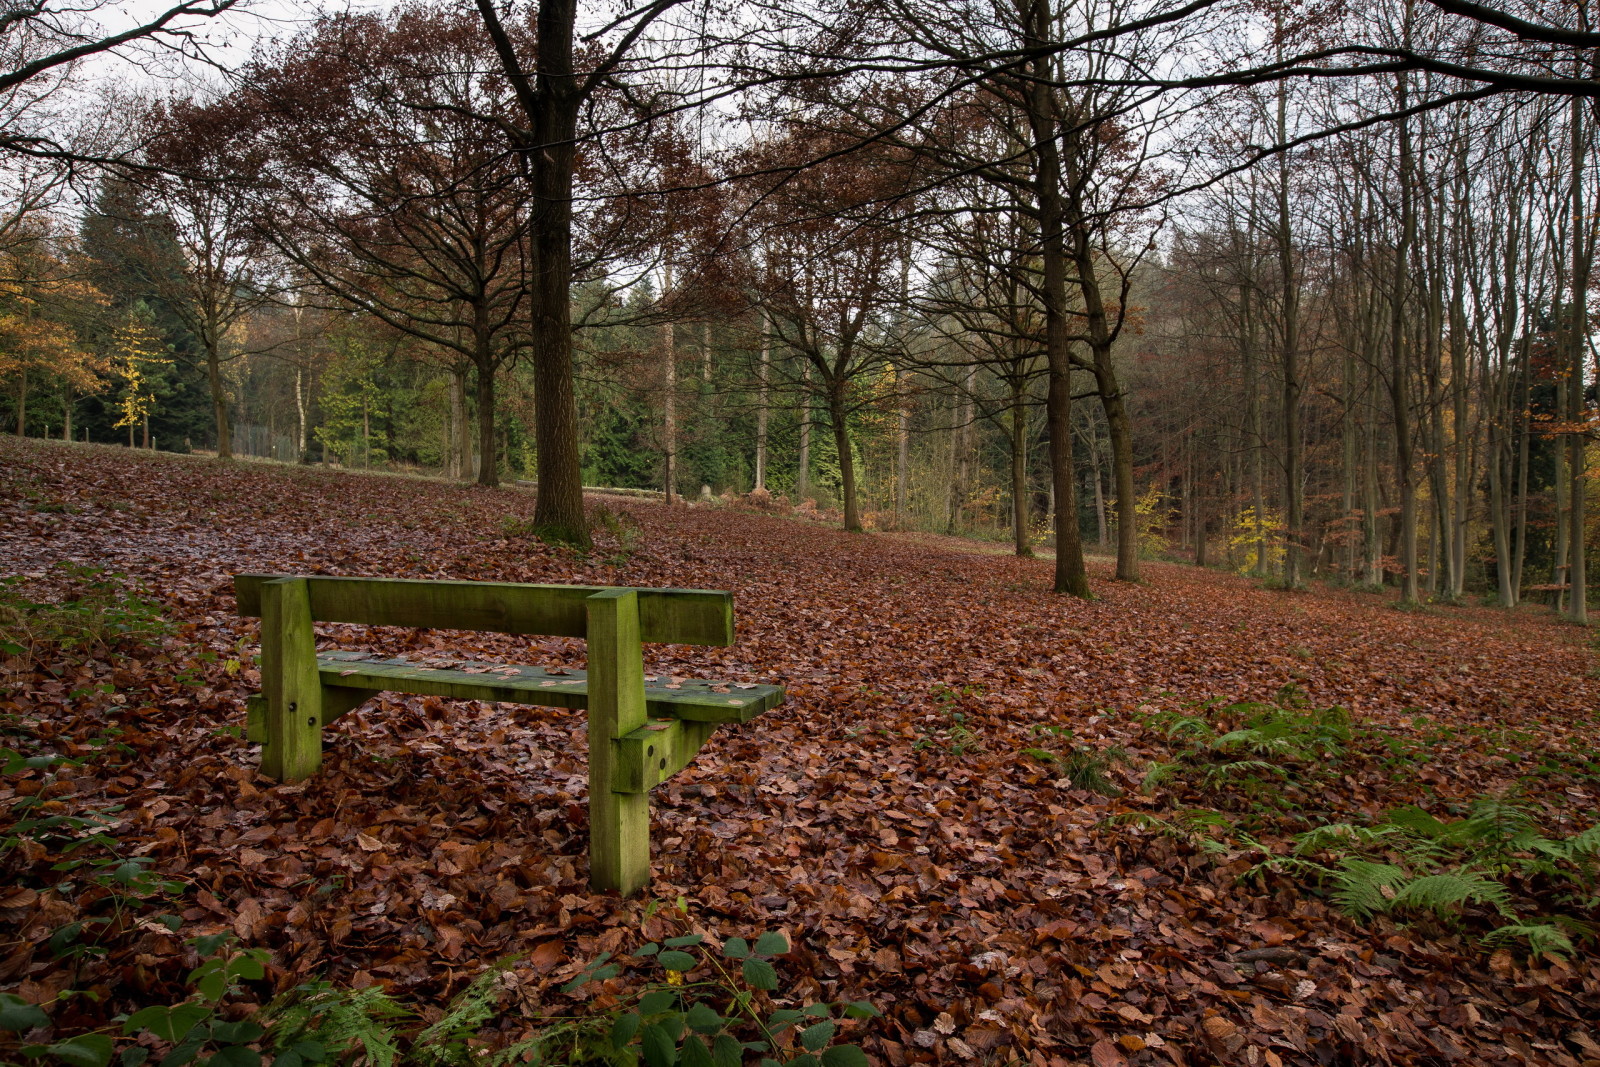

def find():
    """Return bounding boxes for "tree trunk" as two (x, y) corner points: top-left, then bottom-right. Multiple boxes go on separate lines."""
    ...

(663, 316), (677, 504)
(474, 0), (586, 540)
(895, 367), (909, 526)
(470, 363), (496, 487)
(15, 365), (25, 436)
(1028, 40), (1090, 598)
(295, 367), (309, 463)
(831, 385), (862, 533)
(447, 362), (466, 479)
(1275, 58), (1303, 588)
(755, 310), (769, 492)
(1011, 375), (1032, 557)
(1569, 91), (1590, 624)
(797, 361), (812, 499)
(1390, 79), (1421, 604)
(207, 345), (232, 460)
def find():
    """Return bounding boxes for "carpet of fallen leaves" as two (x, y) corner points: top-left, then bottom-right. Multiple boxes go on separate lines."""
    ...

(3, 436), (1600, 1067)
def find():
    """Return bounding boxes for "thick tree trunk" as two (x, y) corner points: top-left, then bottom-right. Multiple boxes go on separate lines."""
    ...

(475, 0), (585, 540)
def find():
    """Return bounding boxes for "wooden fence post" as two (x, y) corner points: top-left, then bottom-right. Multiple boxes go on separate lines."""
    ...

(585, 588), (650, 893)
(260, 577), (324, 780)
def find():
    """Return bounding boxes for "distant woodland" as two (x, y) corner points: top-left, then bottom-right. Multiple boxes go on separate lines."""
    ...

(5, 0), (1600, 609)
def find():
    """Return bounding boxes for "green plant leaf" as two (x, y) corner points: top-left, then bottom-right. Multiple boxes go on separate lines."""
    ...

(637, 944), (661, 957)
(841, 1002), (881, 1020)
(710, 1035), (743, 1067)
(719, 938), (750, 960)
(799, 1021), (836, 1051)
(752, 932), (788, 956)
(741, 959), (778, 991)
(679, 1036), (714, 1067)
(46, 1034), (115, 1067)
(663, 934), (704, 948)
(119, 1046), (150, 1067)
(821, 1046), (870, 1067)
(201, 1048), (261, 1067)
(189, 933), (232, 957)
(639, 1022), (677, 1067)
(766, 1009), (803, 1031)
(685, 1003), (723, 1035)
(639, 991), (677, 1016)
(125, 1004), (211, 1043)
(612, 1012), (642, 1049)
(802, 1004), (831, 1018)
(0, 993), (48, 1032)
(208, 1020), (264, 1044)
(658, 951), (697, 972)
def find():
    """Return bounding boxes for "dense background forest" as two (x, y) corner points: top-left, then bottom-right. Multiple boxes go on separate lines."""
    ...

(4, 0), (1600, 609)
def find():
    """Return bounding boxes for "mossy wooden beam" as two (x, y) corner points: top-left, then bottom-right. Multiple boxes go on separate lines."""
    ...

(316, 653), (781, 723)
(246, 686), (377, 743)
(614, 718), (718, 794)
(260, 578), (324, 781)
(585, 588), (650, 894)
(234, 575), (734, 646)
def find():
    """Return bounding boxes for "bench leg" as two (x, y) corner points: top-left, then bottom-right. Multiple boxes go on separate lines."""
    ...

(586, 589), (650, 894)
(260, 577), (324, 781)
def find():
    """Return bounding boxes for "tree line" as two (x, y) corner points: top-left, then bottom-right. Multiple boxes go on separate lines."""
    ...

(2, 0), (1598, 607)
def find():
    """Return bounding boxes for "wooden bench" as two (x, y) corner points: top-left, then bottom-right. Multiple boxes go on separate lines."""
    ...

(232, 574), (784, 894)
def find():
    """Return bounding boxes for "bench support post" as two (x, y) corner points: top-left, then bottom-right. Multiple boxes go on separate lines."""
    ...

(261, 577), (325, 781)
(586, 589), (650, 894)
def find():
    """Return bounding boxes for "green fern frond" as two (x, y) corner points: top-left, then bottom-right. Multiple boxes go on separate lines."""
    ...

(1389, 871), (1513, 919)
(1201, 759), (1283, 787)
(1461, 797), (1536, 846)
(1330, 859), (1409, 919)
(1291, 822), (1397, 856)
(1563, 825), (1600, 859)
(413, 963), (515, 1066)
(1481, 923), (1576, 959)
(1141, 761), (1181, 792)
(1385, 806), (1450, 840)
(265, 981), (408, 1067)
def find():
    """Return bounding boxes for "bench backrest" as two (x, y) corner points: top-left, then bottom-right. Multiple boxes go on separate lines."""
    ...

(233, 574), (734, 646)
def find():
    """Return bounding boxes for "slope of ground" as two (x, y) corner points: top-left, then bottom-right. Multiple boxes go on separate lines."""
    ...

(3, 438), (1598, 1066)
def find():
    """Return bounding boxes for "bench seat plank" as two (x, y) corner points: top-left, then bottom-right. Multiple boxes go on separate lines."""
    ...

(317, 651), (783, 724)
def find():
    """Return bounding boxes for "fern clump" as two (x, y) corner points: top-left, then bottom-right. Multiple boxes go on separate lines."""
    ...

(1257, 795), (1600, 959)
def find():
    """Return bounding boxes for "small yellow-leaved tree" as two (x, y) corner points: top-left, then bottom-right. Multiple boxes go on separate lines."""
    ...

(111, 310), (171, 448)
(1229, 506), (1286, 575)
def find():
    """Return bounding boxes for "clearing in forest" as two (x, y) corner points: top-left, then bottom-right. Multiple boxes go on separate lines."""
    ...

(3, 438), (1599, 1067)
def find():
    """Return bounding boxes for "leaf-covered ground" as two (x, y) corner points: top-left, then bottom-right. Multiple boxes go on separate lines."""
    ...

(4, 436), (1600, 1066)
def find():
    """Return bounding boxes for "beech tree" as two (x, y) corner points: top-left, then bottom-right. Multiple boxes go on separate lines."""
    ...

(237, 6), (537, 487)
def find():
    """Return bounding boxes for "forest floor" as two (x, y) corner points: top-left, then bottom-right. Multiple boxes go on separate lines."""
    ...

(3, 436), (1600, 1067)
